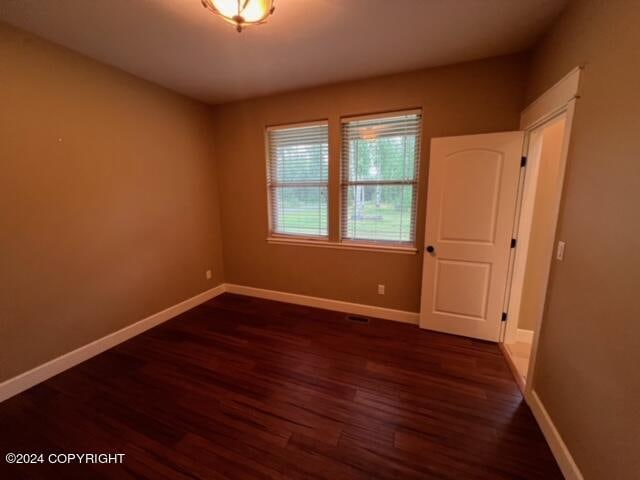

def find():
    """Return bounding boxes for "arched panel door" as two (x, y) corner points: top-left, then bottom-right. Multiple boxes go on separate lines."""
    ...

(420, 132), (523, 341)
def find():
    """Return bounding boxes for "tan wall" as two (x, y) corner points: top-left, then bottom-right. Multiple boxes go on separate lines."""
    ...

(212, 54), (529, 312)
(518, 119), (566, 331)
(2, 6), (638, 478)
(526, 1), (640, 478)
(0, 22), (225, 382)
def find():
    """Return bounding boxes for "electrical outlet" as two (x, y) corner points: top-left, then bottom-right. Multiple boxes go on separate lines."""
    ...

(377, 284), (385, 295)
(556, 241), (566, 261)
(206, 269), (212, 280)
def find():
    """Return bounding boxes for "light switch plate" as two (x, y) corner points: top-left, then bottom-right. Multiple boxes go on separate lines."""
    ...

(556, 241), (566, 261)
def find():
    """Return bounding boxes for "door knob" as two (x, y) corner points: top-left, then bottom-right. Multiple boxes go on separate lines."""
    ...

(426, 245), (435, 253)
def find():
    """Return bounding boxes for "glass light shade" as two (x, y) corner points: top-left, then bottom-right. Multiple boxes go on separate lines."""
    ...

(203, 0), (275, 31)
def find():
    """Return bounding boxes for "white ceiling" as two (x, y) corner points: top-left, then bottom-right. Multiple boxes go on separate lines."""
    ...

(0, 0), (567, 104)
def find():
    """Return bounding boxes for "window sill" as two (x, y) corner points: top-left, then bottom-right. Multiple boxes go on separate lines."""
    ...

(266, 237), (418, 254)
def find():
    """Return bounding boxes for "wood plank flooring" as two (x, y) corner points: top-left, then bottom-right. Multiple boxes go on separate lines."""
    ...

(0, 293), (563, 479)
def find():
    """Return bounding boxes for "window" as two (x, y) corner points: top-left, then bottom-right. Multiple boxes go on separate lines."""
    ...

(267, 122), (329, 238)
(341, 111), (422, 245)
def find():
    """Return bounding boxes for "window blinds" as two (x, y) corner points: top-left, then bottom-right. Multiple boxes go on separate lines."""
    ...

(341, 112), (422, 244)
(267, 122), (329, 237)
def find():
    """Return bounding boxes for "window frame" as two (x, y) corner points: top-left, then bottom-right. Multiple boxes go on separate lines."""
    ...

(264, 111), (422, 255)
(339, 109), (423, 248)
(265, 120), (330, 241)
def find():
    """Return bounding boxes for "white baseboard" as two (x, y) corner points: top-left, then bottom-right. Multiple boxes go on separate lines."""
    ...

(527, 389), (584, 480)
(516, 328), (534, 344)
(0, 284), (226, 404)
(1, 282), (417, 404)
(0, 281), (584, 480)
(225, 283), (419, 325)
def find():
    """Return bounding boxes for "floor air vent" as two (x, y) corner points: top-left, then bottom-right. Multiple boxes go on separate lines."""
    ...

(345, 314), (370, 324)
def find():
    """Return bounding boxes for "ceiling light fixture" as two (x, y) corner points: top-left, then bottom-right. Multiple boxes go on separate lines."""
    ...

(201, 0), (275, 33)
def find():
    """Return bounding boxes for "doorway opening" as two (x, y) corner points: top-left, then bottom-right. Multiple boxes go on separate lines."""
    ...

(415, 68), (580, 398)
(501, 110), (571, 392)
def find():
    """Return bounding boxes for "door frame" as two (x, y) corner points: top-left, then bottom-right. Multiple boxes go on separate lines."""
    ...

(500, 66), (582, 397)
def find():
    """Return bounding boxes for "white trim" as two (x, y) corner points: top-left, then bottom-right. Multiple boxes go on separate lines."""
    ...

(499, 69), (584, 478)
(504, 67), (581, 347)
(0, 284), (226, 404)
(267, 236), (418, 254)
(1, 282), (420, 404)
(527, 390), (584, 480)
(341, 108), (422, 123)
(520, 66), (582, 130)
(516, 328), (534, 344)
(225, 283), (419, 324)
(525, 100), (577, 400)
(503, 123), (546, 344)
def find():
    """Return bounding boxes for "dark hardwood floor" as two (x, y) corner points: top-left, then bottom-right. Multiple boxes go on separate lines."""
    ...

(0, 293), (562, 479)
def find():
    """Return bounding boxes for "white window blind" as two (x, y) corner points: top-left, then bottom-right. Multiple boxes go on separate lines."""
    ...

(267, 122), (329, 238)
(341, 111), (422, 245)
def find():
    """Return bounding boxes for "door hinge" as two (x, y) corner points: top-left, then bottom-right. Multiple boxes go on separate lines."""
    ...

(511, 238), (517, 249)
(521, 156), (528, 167)
(501, 312), (508, 322)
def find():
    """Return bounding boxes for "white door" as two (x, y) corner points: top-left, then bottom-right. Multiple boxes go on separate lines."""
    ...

(420, 132), (524, 341)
